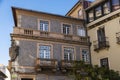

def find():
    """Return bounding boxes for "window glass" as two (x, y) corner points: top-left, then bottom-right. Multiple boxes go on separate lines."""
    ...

(95, 6), (102, 18)
(40, 20), (49, 31)
(64, 47), (74, 60)
(82, 49), (89, 63)
(78, 9), (82, 17)
(63, 24), (71, 35)
(100, 58), (109, 68)
(103, 1), (110, 15)
(39, 45), (51, 59)
(88, 10), (94, 22)
(112, 0), (120, 11)
(77, 26), (86, 36)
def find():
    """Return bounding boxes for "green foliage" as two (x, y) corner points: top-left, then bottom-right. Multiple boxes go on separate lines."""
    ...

(68, 61), (120, 80)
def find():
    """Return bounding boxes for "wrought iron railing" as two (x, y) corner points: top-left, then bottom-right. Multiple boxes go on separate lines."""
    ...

(93, 37), (110, 51)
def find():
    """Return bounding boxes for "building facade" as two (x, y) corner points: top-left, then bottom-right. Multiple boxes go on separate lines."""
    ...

(86, 0), (120, 72)
(0, 71), (7, 80)
(66, 0), (91, 19)
(0, 64), (10, 80)
(8, 7), (90, 80)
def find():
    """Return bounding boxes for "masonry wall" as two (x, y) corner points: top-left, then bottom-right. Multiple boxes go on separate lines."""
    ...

(17, 40), (84, 67)
(88, 15), (120, 72)
(19, 14), (84, 35)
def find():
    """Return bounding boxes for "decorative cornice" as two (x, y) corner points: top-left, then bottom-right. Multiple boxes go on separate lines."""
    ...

(11, 34), (89, 46)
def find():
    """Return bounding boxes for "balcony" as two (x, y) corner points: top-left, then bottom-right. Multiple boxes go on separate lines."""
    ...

(11, 27), (88, 45)
(60, 60), (81, 72)
(93, 37), (110, 51)
(35, 58), (58, 72)
(116, 32), (120, 44)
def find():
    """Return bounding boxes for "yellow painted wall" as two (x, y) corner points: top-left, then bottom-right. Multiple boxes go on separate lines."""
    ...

(88, 16), (120, 72)
(68, 5), (84, 19)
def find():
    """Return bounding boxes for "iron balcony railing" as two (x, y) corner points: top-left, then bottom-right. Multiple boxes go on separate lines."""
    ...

(93, 37), (110, 51)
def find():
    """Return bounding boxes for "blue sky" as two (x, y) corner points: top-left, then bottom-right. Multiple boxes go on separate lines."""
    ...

(0, 0), (94, 66)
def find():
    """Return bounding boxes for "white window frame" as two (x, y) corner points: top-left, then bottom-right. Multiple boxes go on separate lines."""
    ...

(38, 19), (50, 32)
(81, 49), (90, 63)
(77, 26), (86, 36)
(62, 23), (72, 35)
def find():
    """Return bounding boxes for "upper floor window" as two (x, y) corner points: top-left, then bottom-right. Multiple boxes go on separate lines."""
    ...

(95, 6), (102, 19)
(103, 1), (110, 15)
(77, 26), (86, 36)
(39, 45), (51, 59)
(82, 49), (90, 63)
(64, 47), (74, 61)
(97, 27), (106, 42)
(100, 58), (109, 68)
(63, 24), (71, 35)
(112, 0), (120, 11)
(78, 9), (82, 18)
(40, 20), (49, 31)
(88, 10), (94, 22)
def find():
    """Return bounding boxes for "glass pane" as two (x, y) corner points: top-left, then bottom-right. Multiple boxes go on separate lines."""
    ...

(82, 49), (89, 62)
(88, 10), (94, 22)
(39, 45), (50, 59)
(64, 48), (74, 60)
(112, 0), (120, 11)
(40, 20), (49, 31)
(103, 2), (110, 15)
(77, 27), (86, 36)
(95, 6), (102, 18)
(63, 24), (71, 34)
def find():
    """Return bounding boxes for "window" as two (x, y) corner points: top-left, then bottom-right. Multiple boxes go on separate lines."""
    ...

(82, 49), (89, 63)
(112, 0), (120, 11)
(95, 6), (102, 19)
(103, 1), (110, 15)
(97, 27), (107, 48)
(88, 10), (94, 22)
(63, 24), (71, 35)
(77, 26), (86, 36)
(78, 9), (82, 17)
(100, 58), (109, 68)
(39, 45), (51, 59)
(64, 47), (74, 60)
(40, 20), (49, 31)
(97, 27), (106, 42)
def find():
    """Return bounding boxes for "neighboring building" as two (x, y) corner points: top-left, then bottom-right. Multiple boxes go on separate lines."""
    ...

(0, 64), (10, 80)
(8, 6), (90, 80)
(85, 0), (120, 72)
(0, 71), (7, 80)
(66, 0), (91, 19)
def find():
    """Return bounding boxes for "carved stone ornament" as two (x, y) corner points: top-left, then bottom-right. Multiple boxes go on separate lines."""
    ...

(9, 40), (19, 61)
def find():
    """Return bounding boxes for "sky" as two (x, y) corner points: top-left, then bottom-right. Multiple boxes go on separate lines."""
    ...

(0, 0), (94, 66)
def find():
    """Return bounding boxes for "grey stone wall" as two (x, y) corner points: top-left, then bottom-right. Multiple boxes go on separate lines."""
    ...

(20, 15), (83, 36)
(18, 40), (37, 66)
(17, 40), (84, 67)
(21, 15), (38, 30)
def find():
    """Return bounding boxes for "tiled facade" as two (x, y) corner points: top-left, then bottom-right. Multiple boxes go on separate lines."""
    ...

(9, 5), (90, 80)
